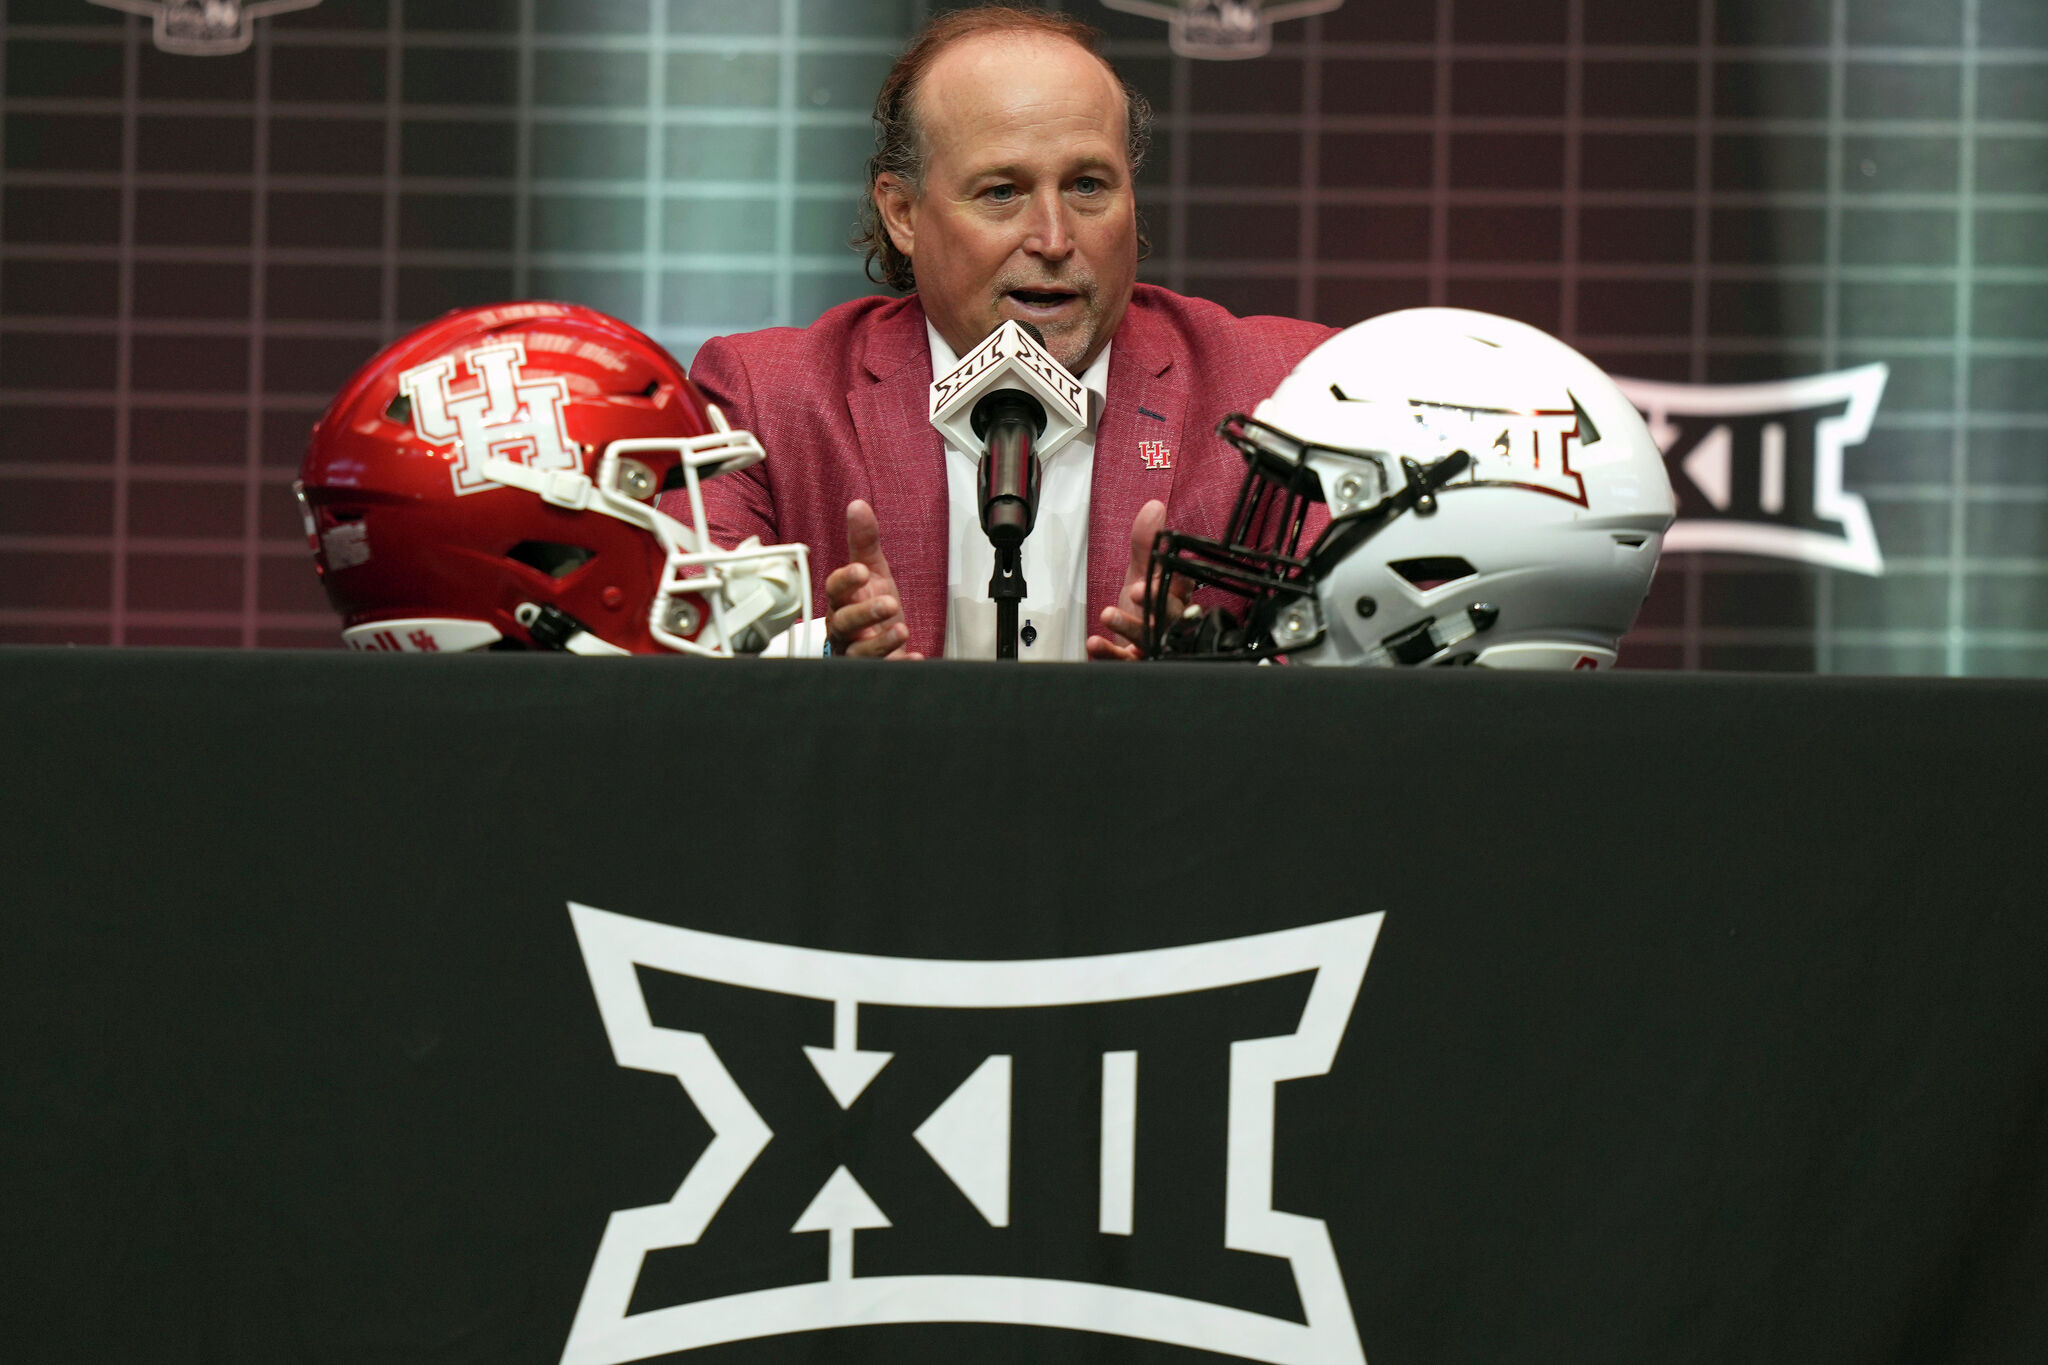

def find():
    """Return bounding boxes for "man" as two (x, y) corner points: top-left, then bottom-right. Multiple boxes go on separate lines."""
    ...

(669, 6), (1332, 659)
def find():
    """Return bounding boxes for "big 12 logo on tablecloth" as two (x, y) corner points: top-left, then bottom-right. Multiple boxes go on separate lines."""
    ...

(1616, 364), (1890, 576)
(561, 904), (1383, 1365)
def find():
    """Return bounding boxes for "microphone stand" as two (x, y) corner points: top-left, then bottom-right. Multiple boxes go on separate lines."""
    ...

(990, 542), (1025, 660)
(976, 391), (1043, 661)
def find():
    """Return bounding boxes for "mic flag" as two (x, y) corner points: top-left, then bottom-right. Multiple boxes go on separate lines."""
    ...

(929, 319), (1089, 464)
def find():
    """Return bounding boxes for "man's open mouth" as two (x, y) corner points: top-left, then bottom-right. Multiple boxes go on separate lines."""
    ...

(1009, 289), (1079, 307)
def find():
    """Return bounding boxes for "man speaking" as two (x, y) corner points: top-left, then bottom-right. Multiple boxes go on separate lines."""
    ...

(666, 5), (1332, 659)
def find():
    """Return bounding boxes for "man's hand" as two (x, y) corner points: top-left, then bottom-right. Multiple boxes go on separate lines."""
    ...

(1086, 499), (1190, 661)
(825, 499), (922, 659)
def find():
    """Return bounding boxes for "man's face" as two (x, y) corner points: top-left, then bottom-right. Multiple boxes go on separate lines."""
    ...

(877, 32), (1139, 374)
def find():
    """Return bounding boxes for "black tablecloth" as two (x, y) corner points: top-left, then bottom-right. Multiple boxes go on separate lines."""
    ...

(4, 650), (2044, 1364)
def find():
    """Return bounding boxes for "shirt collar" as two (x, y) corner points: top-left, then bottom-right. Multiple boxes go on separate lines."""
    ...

(927, 320), (1111, 442)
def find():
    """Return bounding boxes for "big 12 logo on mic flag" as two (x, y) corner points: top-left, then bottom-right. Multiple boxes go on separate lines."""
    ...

(1614, 364), (1889, 576)
(929, 320), (1090, 461)
(562, 903), (1383, 1365)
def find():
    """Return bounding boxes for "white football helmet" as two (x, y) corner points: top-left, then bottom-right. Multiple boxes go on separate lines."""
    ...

(1145, 308), (1676, 669)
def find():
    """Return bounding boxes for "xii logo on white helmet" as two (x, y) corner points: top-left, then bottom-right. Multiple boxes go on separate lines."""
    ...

(1359, 394), (1592, 507)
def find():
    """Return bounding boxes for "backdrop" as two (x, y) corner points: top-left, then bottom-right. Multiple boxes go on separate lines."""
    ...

(1, 0), (2043, 672)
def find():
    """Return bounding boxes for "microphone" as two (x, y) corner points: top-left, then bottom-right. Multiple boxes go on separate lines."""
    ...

(972, 332), (1047, 548)
(928, 320), (1089, 658)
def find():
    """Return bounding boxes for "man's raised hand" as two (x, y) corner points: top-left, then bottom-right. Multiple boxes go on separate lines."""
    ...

(1086, 499), (1189, 662)
(825, 499), (921, 659)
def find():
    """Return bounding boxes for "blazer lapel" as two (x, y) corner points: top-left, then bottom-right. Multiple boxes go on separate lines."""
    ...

(1087, 312), (1186, 628)
(847, 300), (950, 657)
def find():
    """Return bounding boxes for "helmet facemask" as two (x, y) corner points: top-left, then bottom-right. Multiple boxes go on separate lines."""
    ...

(1144, 412), (1475, 662)
(480, 410), (811, 659)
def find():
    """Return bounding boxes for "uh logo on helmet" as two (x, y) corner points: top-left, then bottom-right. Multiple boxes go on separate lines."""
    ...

(1145, 308), (1676, 670)
(296, 302), (811, 658)
(399, 338), (577, 498)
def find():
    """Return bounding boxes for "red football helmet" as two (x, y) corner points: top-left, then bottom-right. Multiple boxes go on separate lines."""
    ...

(296, 301), (810, 656)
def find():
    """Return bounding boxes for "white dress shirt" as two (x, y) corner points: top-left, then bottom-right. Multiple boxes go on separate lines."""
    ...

(929, 321), (1111, 662)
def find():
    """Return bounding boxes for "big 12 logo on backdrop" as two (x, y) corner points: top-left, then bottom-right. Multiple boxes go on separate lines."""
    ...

(1099, 0), (1346, 60)
(1615, 365), (1890, 576)
(561, 904), (1383, 1365)
(89, 1), (322, 56)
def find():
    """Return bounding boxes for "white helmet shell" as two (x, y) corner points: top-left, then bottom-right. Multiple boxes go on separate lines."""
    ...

(1148, 309), (1676, 669)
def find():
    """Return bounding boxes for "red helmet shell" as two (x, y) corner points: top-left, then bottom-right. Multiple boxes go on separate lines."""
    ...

(299, 302), (717, 652)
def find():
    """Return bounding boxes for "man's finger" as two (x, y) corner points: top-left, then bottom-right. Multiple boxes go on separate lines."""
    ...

(1085, 632), (1141, 662)
(841, 621), (908, 658)
(1120, 499), (1167, 590)
(830, 595), (900, 636)
(824, 560), (869, 607)
(1098, 604), (1146, 648)
(846, 499), (892, 576)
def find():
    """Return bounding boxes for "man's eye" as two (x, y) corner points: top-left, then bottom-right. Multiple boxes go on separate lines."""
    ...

(1074, 176), (1102, 195)
(985, 185), (1016, 203)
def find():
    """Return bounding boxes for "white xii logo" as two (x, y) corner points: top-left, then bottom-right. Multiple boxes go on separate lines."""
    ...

(563, 904), (1383, 1364)
(1615, 365), (1889, 576)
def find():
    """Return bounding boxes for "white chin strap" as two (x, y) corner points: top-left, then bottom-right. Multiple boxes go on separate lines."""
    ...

(479, 427), (812, 658)
(1471, 642), (1618, 670)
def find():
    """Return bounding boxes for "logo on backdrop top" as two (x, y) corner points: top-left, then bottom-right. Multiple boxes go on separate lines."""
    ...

(1099, 0), (1345, 61)
(1614, 365), (1890, 576)
(87, 1), (321, 57)
(561, 903), (1382, 1365)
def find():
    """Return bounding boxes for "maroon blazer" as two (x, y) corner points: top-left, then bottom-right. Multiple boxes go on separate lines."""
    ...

(669, 284), (1335, 659)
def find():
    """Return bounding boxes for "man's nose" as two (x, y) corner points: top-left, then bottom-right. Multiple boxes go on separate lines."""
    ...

(1023, 194), (1074, 261)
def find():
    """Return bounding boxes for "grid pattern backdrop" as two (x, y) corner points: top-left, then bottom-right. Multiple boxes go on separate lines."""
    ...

(1, 0), (2043, 669)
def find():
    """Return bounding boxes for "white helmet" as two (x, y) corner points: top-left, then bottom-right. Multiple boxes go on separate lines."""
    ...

(1145, 308), (1676, 669)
